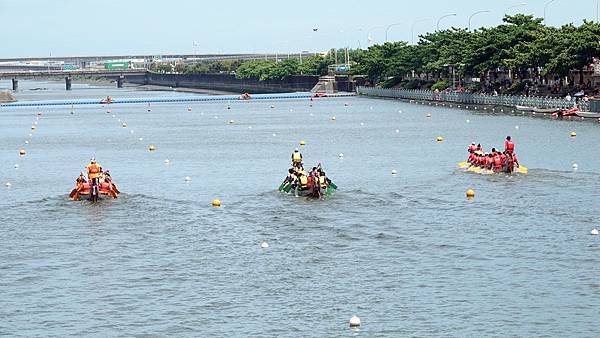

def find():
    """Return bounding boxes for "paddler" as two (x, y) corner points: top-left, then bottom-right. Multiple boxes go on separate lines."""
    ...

(504, 136), (515, 155)
(76, 172), (87, 185)
(318, 169), (330, 189)
(500, 151), (508, 172)
(86, 157), (102, 186)
(297, 173), (309, 191)
(492, 150), (503, 173)
(468, 142), (476, 152)
(291, 148), (303, 168)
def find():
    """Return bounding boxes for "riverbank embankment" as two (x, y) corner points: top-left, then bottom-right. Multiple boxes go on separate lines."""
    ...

(357, 86), (600, 114)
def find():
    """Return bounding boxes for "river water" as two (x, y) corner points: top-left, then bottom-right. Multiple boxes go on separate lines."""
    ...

(1, 80), (599, 337)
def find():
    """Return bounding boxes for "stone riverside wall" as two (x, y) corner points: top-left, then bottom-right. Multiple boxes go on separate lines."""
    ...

(124, 73), (320, 94)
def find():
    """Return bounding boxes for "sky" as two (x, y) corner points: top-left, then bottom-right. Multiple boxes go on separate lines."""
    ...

(1, 0), (598, 58)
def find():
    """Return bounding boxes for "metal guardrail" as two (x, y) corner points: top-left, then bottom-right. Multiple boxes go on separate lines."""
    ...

(357, 87), (592, 112)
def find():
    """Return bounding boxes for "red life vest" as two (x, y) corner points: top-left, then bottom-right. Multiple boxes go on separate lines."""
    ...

(101, 182), (111, 191)
(505, 140), (515, 153)
(468, 145), (476, 152)
(493, 154), (502, 168)
(500, 153), (507, 164)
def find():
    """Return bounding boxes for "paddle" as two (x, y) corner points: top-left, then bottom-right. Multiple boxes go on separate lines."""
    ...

(69, 188), (77, 198)
(111, 183), (120, 194)
(278, 176), (290, 192)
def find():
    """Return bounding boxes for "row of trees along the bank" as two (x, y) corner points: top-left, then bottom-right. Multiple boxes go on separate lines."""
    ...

(149, 50), (359, 80)
(353, 14), (600, 94)
(149, 15), (599, 95)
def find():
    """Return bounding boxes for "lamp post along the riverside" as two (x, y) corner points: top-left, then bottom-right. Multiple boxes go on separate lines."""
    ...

(385, 22), (404, 43)
(411, 18), (430, 45)
(505, 3), (527, 16)
(437, 13), (457, 31)
(543, 0), (557, 25)
(468, 10), (490, 31)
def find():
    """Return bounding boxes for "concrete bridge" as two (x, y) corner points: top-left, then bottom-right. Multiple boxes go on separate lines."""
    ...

(0, 69), (146, 91)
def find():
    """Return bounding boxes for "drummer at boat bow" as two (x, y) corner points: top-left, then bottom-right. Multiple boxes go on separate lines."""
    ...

(86, 158), (102, 184)
(504, 136), (515, 154)
(291, 148), (303, 168)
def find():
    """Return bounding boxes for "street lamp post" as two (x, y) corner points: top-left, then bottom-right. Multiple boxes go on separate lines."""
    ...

(385, 22), (404, 42)
(411, 18), (430, 45)
(468, 10), (491, 31)
(543, 0), (557, 25)
(504, 3), (527, 16)
(366, 26), (386, 47)
(437, 13), (457, 31)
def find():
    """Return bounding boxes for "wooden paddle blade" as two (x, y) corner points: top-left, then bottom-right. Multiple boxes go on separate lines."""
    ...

(69, 189), (77, 198)
(112, 184), (120, 194)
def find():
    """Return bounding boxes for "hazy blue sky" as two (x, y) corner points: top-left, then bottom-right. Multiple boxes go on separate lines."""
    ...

(1, 0), (598, 57)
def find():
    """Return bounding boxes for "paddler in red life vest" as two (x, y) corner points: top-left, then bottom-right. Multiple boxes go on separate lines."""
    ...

(86, 157), (102, 185)
(467, 149), (475, 164)
(486, 153), (494, 170)
(500, 151), (508, 172)
(468, 143), (476, 152)
(492, 149), (503, 172)
(504, 136), (515, 155)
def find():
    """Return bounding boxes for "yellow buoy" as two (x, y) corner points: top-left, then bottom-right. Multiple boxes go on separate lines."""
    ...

(436, 136), (444, 142)
(212, 199), (221, 207)
(19, 149), (26, 156)
(570, 131), (577, 137)
(148, 145), (156, 151)
(466, 189), (475, 199)
(299, 140), (306, 146)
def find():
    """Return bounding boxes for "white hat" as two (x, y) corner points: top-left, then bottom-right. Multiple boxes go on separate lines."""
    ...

(294, 148), (299, 152)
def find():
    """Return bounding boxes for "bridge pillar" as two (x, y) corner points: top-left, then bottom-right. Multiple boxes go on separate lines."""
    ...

(117, 76), (124, 88)
(65, 77), (72, 91)
(11, 78), (18, 91)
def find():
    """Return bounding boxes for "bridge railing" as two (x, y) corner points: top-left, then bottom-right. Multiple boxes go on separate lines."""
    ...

(356, 86), (591, 112)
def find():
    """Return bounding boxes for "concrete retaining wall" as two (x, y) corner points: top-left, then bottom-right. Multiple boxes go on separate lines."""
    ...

(124, 73), (320, 94)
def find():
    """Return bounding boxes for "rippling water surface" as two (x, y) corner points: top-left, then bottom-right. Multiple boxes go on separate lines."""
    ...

(1, 80), (599, 337)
